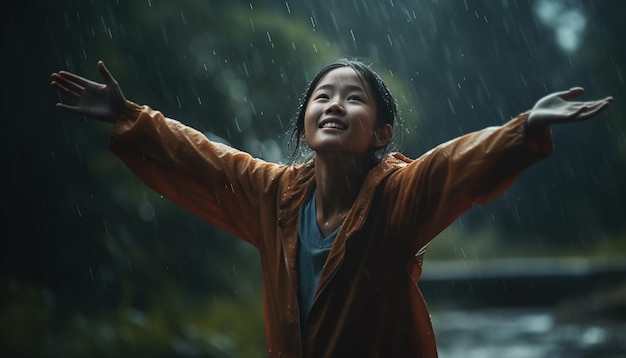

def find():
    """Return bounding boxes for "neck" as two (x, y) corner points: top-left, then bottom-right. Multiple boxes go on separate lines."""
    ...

(313, 153), (371, 221)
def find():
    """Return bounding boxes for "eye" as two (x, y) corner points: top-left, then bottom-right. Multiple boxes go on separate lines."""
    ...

(347, 95), (363, 102)
(315, 93), (329, 100)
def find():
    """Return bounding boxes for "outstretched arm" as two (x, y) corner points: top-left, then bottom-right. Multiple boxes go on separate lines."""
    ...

(527, 87), (613, 128)
(50, 61), (126, 123)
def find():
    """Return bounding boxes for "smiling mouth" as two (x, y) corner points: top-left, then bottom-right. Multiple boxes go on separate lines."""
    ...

(319, 121), (347, 130)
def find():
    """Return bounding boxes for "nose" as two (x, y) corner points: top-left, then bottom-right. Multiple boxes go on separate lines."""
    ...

(324, 99), (345, 115)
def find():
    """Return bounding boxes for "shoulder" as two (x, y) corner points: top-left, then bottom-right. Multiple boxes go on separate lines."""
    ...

(365, 152), (414, 185)
(386, 152), (413, 166)
(376, 152), (415, 173)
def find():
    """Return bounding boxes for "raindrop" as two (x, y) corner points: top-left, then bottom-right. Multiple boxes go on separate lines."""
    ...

(447, 98), (456, 115)
(161, 26), (168, 44)
(519, 73), (531, 89)
(276, 114), (284, 130)
(242, 61), (250, 77)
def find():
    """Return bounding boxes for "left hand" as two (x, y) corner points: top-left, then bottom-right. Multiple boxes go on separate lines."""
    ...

(527, 87), (613, 128)
(51, 61), (126, 123)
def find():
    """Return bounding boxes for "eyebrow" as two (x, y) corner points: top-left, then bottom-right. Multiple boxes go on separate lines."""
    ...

(314, 83), (366, 93)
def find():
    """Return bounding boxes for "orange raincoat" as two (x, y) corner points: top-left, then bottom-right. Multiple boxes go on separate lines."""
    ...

(110, 101), (552, 357)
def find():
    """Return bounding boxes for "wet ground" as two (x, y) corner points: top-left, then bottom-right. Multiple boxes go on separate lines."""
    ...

(432, 308), (626, 358)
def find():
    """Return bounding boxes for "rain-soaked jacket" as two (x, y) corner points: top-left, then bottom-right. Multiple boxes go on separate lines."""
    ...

(110, 100), (552, 357)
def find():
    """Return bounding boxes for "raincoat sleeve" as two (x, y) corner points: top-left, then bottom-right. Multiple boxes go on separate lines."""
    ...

(384, 112), (553, 254)
(108, 101), (281, 247)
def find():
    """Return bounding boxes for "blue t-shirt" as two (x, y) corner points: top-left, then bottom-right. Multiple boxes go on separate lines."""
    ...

(297, 189), (339, 329)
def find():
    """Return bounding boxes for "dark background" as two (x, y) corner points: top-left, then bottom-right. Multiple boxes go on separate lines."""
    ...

(1, 0), (624, 356)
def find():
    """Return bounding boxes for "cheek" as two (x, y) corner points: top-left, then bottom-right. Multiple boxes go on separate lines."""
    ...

(355, 112), (378, 133)
(303, 105), (321, 128)
(354, 120), (370, 134)
(301, 115), (314, 140)
(302, 112), (313, 133)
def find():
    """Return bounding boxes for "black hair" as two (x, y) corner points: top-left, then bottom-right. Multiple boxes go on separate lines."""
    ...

(287, 59), (399, 164)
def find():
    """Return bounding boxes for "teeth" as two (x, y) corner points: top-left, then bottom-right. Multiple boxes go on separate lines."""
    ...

(321, 122), (346, 129)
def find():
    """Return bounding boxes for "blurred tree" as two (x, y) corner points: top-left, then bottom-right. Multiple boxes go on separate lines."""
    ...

(2, 0), (346, 356)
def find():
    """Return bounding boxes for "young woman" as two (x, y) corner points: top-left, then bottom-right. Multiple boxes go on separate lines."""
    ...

(51, 59), (612, 357)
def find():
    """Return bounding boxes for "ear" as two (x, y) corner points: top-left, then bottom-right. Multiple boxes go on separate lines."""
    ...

(301, 132), (307, 143)
(372, 124), (392, 148)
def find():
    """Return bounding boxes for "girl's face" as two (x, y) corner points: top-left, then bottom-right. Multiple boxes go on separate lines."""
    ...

(302, 67), (391, 159)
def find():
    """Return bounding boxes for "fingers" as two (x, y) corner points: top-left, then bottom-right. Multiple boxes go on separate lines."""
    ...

(54, 70), (93, 88)
(571, 99), (613, 120)
(559, 87), (585, 100)
(55, 102), (84, 114)
(51, 81), (79, 100)
(97, 61), (117, 85)
(582, 100), (612, 118)
(50, 73), (83, 99)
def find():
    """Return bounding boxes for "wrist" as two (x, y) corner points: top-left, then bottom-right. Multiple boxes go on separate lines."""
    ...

(525, 109), (548, 129)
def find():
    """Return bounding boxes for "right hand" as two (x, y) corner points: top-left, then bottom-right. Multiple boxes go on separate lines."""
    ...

(51, 61), (126, 123)
(526, 87), (613, 128)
